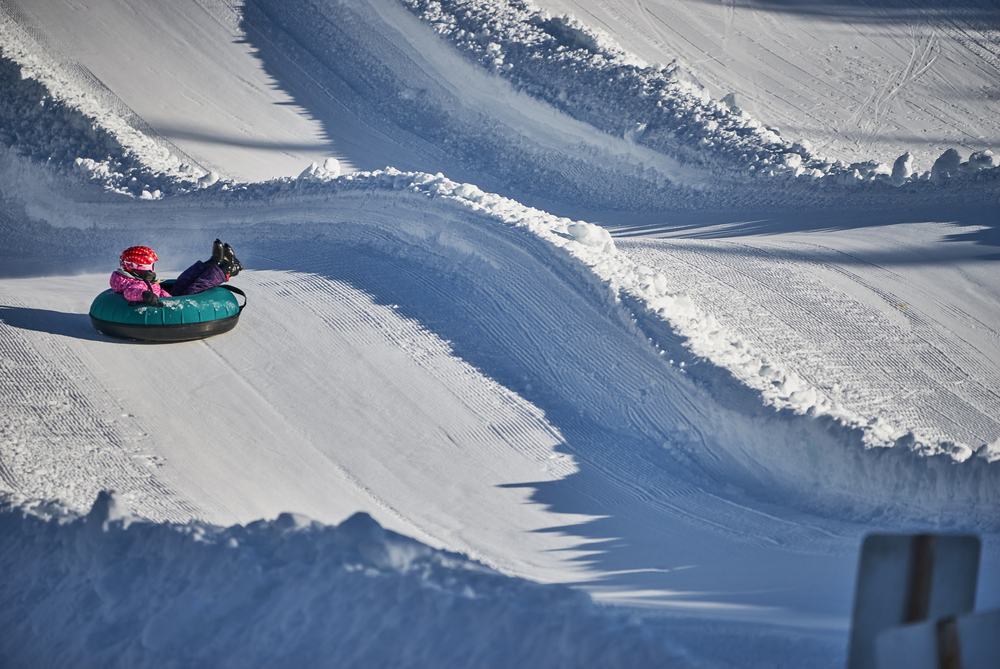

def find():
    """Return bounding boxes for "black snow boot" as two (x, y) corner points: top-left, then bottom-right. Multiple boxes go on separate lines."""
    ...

(205, 238), (224, 266)
(220, 243), (242, 277)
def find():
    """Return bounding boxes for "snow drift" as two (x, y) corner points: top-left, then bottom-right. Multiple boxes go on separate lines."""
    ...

(0, 491), (688, 668)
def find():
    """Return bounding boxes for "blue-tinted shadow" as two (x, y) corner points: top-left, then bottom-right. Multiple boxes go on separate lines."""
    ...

(0, 305), (105, 342)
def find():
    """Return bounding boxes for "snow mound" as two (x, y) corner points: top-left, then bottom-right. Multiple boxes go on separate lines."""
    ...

(4, 0), (997, 214)
(297, 157), (342, 183)
(0, 16), (214, 197)
(402, 0), (1000, 189)
(0, 491), (687, 668)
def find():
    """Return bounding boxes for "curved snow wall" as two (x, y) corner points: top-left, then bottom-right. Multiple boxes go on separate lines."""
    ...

(241, 0), (1000, 216)
(399, 0), (1000, 191)
(92, 168), (999, 531)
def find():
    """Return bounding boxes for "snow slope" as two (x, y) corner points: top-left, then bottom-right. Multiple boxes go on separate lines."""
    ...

(529, 0), (1000, 171)
(1, 0), (999, 666)
(0, 0), (335, 182)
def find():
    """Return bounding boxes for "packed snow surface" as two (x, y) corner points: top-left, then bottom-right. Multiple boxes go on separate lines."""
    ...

(528, 0), (1000, 171)
(1, 0), (999, 667)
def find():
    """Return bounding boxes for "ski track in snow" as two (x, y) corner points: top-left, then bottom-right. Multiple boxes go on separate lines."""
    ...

(619, 236), (1000, 458)
(0, 269), (592, 582)
(530, 0), (1000, 169)
(0, 289), (199, 522)
(227, 265), (597, 577)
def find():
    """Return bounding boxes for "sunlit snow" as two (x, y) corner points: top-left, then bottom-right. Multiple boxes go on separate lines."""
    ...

(1, 0), (998, 667)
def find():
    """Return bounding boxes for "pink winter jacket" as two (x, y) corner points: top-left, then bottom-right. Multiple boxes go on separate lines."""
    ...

(110, 270), (172, 302)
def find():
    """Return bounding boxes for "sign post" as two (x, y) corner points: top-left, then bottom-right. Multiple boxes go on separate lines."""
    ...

(846, 534), (980, 669)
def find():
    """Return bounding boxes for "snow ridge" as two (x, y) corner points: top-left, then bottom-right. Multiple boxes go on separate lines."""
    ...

(401, 0), (1000, 188)
(0, 12), (215, 197)
(0, 491), (688, 669)
(284, 166), (993, 462)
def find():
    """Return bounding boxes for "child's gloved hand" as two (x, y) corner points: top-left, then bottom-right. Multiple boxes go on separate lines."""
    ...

(141, 290), (162, 307)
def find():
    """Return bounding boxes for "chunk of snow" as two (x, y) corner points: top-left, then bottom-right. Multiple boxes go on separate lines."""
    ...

(930, 148), (962, 182)
(198, 171), (219, 187)
(963, 150), (996, 173)
(890, 152), (913, 186)
(980, 438), (1000, 463)
(85, 490), (134, 530)
(297, 158), (341, 182)
(566, 221), (615, 250)
(781, 153), (803, 170)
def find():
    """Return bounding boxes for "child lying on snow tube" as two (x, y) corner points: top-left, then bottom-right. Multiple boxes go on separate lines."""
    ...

(112, 240), (242, 307)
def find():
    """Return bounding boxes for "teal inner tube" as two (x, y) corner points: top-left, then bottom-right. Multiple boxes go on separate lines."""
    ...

(89, 281), (247, 343)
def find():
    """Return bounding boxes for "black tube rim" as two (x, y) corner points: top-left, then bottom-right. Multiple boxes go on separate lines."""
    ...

(90, 312), (241, 343)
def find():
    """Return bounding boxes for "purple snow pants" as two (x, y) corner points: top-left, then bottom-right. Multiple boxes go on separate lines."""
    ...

(171, 261), (227, 296)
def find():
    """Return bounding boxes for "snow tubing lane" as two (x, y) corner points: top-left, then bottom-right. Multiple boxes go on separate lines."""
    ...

(89, 283), (246, 343)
